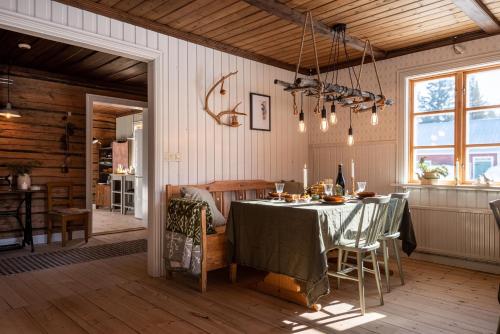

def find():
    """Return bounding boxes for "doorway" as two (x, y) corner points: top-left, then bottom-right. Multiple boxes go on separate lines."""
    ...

(87, 96), (148, 235)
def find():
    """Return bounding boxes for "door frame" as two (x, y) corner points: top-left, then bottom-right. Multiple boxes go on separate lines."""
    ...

(86, 95), (148, 234)
(0, 8), (165, 276)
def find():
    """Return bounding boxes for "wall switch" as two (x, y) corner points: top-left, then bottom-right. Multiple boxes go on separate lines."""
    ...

(166, 152), (181, 162)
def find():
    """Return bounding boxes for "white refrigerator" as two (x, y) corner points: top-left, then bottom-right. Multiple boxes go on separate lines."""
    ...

(133, 127), (143, 219)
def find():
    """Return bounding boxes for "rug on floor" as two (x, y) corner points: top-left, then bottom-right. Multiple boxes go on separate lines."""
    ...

(0, 239), (147, 275)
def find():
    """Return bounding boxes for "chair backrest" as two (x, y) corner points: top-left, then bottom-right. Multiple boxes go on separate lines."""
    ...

(166, 180), (275, 217)
(354, 196), (391, 247)
(47, 182), (74, 212)
(489, 199), (500, 229)
(386, 192), (410, 234)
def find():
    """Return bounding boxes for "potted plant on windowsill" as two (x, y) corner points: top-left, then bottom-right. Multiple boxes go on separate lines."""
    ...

(416, 157), (449, 185)
(4, 161), (41, 190)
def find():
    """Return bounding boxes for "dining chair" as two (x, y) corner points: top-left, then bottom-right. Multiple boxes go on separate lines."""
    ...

(47, 183), (90, 247)
(379, 192), (409, 292)
(328, 196), (390, 315)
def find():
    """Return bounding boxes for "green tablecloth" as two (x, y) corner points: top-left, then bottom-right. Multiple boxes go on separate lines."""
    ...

(227, 200), (365, 307)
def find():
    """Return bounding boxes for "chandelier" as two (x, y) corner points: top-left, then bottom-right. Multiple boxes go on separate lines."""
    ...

(274, 12), (393, 145)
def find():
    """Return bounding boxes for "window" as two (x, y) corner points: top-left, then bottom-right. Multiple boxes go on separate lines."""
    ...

(409, 66), (500, 184)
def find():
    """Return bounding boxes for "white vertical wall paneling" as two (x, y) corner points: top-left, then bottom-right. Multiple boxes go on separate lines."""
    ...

(213, 50), (222, 181)
(34, 0), (50, 20)
(82, 10), (97, 33)
(146, 30), (157, 50)
(51, 1), (67, 25)
(96, 15), (110, 37)
(229, 55), (238, 180)
(205, 47), (215, 182)
(17, 0), (34, 16)
(123, 22), (135, 43)
(167, 36), (179, 185)
(243, 58), (252, 180)
(187, 42), (198, 185)
(236, 56), (245, 180)
(110, 19), (123, 40)
(178, 39), (188, 185)
(0, 0), (16, 11)
(196, 44), (206, 183)
(135, 27), (147, 47)
(67, 6), (82, 29)
(221, 52), (229, 180)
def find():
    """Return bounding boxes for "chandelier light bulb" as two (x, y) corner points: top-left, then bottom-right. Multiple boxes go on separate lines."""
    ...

(298, 110), (306, 133)
(329, 103), (338, 125)
(371, 104), (378, 125)
(320, 105), (329, 132)
(347, 126), (354, 146)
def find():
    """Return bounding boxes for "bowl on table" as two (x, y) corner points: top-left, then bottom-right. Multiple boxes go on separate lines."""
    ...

(356, 191), (376, 199)
(323, 195), (347, 204)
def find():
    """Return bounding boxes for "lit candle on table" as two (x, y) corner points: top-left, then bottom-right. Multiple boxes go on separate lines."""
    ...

(351, 159), (355, 194)
(303, 164), (308, 193)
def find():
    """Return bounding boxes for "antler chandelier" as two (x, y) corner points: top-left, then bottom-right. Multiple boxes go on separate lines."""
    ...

(274, 12), (393, 145)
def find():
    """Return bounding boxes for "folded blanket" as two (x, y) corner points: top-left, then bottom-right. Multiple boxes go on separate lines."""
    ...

(164, 198), (215, 275)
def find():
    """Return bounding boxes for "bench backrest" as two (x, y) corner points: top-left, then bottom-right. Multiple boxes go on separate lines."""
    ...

(165, 180), (275, 217)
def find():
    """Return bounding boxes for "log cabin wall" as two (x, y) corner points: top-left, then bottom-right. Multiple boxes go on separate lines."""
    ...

(0, 65), (146, 240)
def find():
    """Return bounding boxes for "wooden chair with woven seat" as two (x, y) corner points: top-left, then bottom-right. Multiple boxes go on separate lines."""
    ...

(328, 196), (390, 315)
(47, 182), (90, 247)
(379, 192), (409, 292)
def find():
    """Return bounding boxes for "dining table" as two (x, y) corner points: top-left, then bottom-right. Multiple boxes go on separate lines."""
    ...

(227, 198), (416, 309)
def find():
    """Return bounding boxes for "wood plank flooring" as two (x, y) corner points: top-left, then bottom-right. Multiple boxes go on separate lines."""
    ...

(0, 233), (498, 333)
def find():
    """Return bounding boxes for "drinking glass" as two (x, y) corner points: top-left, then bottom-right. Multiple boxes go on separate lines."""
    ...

(357, 181), (367, 192)
(324, 183), (334, 196)
(275, 182), (285, 200)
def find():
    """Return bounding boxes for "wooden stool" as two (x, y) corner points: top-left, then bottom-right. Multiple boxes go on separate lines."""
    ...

(46, 183), (90, 247)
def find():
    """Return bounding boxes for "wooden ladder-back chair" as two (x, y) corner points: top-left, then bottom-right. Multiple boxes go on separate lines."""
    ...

(165, 180), (275, 292)
(379, 192), (409, 292)
(328, 196), (390, 315)
(47, 183), (90, 247)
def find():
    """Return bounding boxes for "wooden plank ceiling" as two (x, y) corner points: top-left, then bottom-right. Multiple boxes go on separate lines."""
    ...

(0, 28), (147, 90)
(58, 0), (500, 73)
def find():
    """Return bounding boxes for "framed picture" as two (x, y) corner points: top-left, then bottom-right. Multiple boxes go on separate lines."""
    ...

(250, 93), (271, 131)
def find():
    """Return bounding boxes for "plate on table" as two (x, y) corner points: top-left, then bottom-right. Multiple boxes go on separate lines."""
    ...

(356, 191), (376, 199)
(268, 192), (288, 199)
(322, 195), (347, 205)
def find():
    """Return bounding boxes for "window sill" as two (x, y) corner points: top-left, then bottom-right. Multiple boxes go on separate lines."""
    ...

(391, 183), (500, 192)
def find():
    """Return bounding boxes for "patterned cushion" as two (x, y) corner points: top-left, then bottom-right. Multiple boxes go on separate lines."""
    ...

(181, 186), (226, 227)
(166, 198), (215, 245)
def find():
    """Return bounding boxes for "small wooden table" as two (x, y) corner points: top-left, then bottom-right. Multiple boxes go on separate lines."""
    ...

(0, 189), (39, 252)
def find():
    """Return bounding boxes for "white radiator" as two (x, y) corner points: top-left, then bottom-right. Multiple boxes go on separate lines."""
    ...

(411, 206), (499, 264)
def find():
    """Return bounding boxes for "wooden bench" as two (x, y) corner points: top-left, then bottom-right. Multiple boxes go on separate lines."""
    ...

(165, 180), (274, 292)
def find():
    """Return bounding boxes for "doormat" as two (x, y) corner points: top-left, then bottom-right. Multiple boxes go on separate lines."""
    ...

(0, 239), (147, 275)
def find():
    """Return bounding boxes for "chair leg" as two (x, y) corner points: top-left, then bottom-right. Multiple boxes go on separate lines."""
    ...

(337, 249), (343, 289)
(68, 229), (73, 241)
(392, 238), (405, 285)
(382, 239), (390, 292)
(84, 215), (90, 243)
(371, 250), (384, 306)
(61, 220), (67, 247)
(199, 264), (207, 293)
(47, 217), (52, 244)
(229, 263), (237, 283)
(356, 252), (365, 315)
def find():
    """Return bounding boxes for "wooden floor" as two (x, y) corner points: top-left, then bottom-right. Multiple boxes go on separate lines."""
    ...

(0, 233), (498, 333)
(92, 209), (147, 235)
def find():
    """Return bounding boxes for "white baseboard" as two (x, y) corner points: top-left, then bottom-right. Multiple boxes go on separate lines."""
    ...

(410, 251), (500, 275)
(0, 231), (84, 247)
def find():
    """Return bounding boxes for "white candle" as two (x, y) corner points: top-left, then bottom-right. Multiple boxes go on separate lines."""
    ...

(351, 159), (355, 179)
(303, 164), (308, 191)
(455, 159), (460, 184)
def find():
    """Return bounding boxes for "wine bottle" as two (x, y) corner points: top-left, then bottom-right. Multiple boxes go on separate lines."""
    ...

(335, 164), (346, 195)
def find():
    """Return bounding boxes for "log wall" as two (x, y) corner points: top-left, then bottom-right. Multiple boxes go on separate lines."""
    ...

(0, 66), (146, 239)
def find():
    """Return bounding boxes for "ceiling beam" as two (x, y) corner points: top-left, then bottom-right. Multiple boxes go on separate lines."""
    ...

(54, 0), (308, 74)
(317, 30), (499, 73)
(241, 0), (386, 59)
(450, 0), (500, 33)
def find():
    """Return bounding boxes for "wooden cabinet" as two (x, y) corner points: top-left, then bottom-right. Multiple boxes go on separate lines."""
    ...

(95, 183), (111, 209)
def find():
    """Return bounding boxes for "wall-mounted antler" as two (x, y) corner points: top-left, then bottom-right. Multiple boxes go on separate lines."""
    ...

(204, 71), (246, 127)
